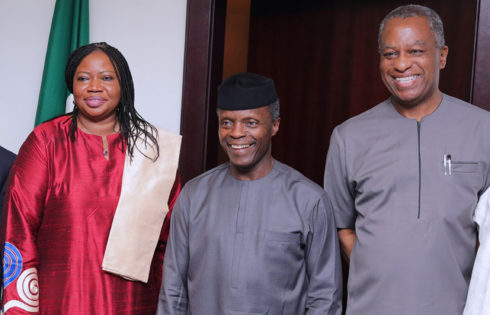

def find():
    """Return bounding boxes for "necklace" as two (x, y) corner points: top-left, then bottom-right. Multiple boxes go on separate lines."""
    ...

(77, 118), (114, 160)
(77, 118), (119, 135)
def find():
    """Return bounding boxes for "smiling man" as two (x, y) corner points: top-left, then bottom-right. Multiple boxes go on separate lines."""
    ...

(324, 4), (490, 315)
(158, 72), (342, 315)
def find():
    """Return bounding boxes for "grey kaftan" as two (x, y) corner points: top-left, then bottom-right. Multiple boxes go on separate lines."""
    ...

(324, 94), (490, 315)
(158, 160), (342, 315)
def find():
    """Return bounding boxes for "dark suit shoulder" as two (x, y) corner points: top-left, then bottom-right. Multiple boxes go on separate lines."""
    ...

(0, 146), (16, 176)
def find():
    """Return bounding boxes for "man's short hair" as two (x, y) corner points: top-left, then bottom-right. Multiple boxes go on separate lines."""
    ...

(378, 4), (445, 51)
(268, 99), (280, 121)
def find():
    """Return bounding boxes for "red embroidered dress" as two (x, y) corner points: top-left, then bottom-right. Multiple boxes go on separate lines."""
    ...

(2, 116), (180, 314)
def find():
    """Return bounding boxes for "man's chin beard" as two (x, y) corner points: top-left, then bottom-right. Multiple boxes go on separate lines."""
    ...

(229, 151), (272, 175)
(233, 162), (256, 174)
(391, 95), (425, 109)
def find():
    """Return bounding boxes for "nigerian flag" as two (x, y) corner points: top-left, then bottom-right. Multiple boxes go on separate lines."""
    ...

(34, 0), (89, 126)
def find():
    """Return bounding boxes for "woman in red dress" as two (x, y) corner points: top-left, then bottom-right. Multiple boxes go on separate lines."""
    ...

(1, 42), (181, 314)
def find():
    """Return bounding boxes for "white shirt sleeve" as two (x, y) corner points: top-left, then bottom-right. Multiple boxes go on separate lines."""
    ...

(464, 188), (490, 315)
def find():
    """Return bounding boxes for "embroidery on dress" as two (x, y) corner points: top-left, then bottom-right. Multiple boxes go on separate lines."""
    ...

(3, 242), (22, 287)
(3, 243), (39, 312)
(3, 268), (39, 313)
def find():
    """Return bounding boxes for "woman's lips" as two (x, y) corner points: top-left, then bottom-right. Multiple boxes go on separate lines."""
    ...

(85, 97), (106, 107)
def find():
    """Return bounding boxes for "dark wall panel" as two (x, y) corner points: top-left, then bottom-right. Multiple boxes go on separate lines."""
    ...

(179, 0), (226, 184)
(473, 0), (490, 110)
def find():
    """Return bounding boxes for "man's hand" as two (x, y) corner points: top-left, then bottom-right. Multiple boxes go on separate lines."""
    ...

(338, 228), (356, 262)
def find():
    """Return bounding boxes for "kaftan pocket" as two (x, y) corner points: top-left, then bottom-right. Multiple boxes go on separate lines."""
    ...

(451, 161), (479, 173)
(261, 231), (303, 290)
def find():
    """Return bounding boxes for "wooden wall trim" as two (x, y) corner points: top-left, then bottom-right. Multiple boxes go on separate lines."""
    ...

(472, 0), (490, 110)
(179, 0), (226, 184)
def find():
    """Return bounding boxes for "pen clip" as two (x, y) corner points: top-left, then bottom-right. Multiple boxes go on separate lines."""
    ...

(444, 154), (452, 176)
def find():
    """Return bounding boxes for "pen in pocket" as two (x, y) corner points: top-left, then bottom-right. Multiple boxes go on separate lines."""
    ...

(444, 154), (452, 176)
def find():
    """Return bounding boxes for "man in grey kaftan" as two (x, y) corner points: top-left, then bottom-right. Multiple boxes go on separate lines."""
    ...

(324, 5), (490, 315)
(159, 73), (342, 315)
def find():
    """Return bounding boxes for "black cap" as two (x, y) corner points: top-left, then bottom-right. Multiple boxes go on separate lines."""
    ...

(217, 72), (278, 110)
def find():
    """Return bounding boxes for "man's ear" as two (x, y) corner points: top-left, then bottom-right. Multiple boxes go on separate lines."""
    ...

(272, 118), (280, 136)
(439, 45), (448, 69)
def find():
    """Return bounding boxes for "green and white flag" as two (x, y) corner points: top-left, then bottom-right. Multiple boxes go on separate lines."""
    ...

(34, 0), (89, 126)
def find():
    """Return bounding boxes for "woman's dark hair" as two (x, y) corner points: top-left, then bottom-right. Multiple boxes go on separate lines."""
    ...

(65, 42), (159, 161)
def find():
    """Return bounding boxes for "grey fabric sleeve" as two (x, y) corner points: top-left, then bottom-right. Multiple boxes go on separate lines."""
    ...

(324, 127), (356, 229)
(305, 194), (343, 315)
(481, 122), (490, 195)
(157, 188), (189, 315)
